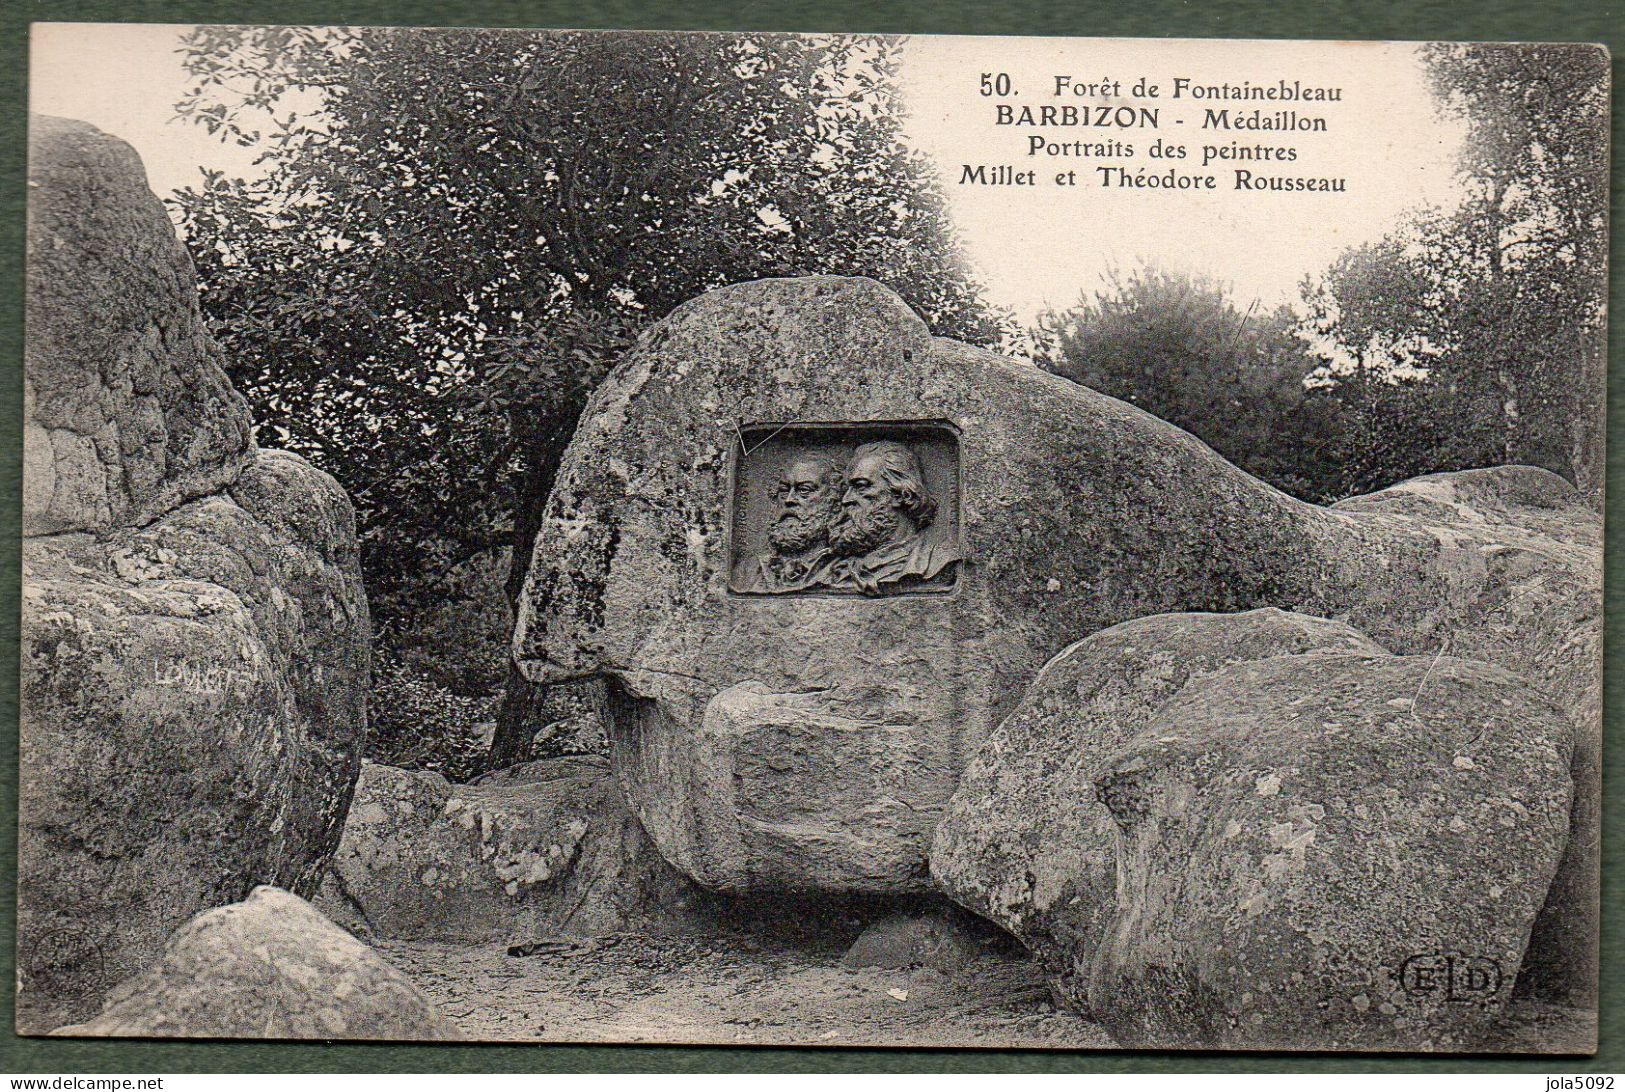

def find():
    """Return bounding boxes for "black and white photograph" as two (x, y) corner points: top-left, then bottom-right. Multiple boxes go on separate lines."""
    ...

(17, 24), (1608, 1055)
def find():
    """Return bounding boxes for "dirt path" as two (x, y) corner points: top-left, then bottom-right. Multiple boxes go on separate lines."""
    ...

(377, 929), (1595, 1054)
(377, 932), (1112, 1048)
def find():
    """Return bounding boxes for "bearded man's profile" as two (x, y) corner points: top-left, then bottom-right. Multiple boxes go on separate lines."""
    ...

(824, 440), (961, 595)
(733, 451), (844, 592)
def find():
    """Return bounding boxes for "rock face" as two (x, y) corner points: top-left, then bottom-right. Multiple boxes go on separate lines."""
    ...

(24, 115), (253, 537)
(513, 274), (1599, 946)
(1086, 652), (1573, 1051)
(1331, 468), (1602, 1002)
(53, 888), (458, 1041)
(931, 609), (1386, 986)
(18, 116), (370, 1032)
(321, 758), (708, 943)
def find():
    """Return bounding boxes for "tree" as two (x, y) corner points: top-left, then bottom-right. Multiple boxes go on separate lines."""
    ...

(172, 27), (1007, 772)
(1034, 267), (1342, 500)
(1428, 42), (1608, 493)
(1297, 222), (1507, 496)
(1306, 43), (1608, 496)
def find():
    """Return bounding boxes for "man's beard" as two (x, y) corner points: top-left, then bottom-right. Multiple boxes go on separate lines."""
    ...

(768, 511), (832, 554)
(831, 503), (900, 556)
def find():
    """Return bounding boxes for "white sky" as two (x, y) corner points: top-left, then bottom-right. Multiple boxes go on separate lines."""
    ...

(30, 24), (266, 198)
(30, 25), (1468, 325)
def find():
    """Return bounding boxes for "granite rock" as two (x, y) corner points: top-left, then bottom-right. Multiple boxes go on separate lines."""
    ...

(513, 276), (1598, 944)
(25, 115), (252, 537)
(840, 912), (983, 974)
(320, 757), (708, 943)
(930, 609), (1384, 988)
(1086, 653), (1574, 1051)
(18, 115), (370, 1032)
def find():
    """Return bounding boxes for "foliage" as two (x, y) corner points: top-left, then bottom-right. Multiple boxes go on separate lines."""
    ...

(1299, 221), (1508, 491)
(1034, 268), (1344, 500)
(1305, 369), (1495, 502)
(367, 653), (604, 782)
(1304, 43), (1609, 495)
(172, 27), (1009, 769)
(367, 654), (497, 783)
(375, 548), (514, 696)
(173, 26), (1006, 603)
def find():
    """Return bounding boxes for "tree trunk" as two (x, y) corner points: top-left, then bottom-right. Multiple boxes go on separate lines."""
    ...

(1495, 366), (1520, 465)
(1572, 336), (1607, 506)
(483, 411), (582, 774)
(488, 659), (552, 770)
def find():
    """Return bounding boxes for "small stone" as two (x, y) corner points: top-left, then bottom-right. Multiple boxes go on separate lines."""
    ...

(50, 888), (458, 1040)
(840, 913), (980, 974)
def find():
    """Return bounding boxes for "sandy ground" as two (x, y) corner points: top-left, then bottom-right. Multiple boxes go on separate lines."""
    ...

(375, 930), (1595, 1054)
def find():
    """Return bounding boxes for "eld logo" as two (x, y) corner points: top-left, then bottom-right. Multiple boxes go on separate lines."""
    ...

(1397, 953), (1502, 1003)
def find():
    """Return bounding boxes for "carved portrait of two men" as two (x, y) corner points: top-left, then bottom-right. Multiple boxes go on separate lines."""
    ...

(733, 438), (961, 596)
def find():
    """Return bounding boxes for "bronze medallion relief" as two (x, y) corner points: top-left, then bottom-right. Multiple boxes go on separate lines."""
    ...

(729, 423), (962, 596)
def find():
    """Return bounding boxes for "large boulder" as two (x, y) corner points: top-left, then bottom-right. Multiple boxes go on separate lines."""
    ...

(18, 116), (370, 1032)
(1086, 652), (1574, 1051)
(24, 115), (253, 536)
(320, 758), (708, 942)
(53, 887), (458, 1041)
(1332, 468), (1601, 1001)
(512, 275), (1598, 938)
(930, 609), (1385, 985)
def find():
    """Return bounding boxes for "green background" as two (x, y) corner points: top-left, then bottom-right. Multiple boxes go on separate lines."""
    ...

(1, 0), (1619, 1074)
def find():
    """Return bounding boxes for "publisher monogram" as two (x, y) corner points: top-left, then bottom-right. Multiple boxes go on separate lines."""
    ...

(1397, 953), (1503, 1003)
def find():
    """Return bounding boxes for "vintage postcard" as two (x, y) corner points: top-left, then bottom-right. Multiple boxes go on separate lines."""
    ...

(19, 24), (1606, 1054)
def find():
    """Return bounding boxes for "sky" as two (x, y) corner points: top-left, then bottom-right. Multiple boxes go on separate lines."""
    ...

(30, 25), (1468, 326)
(30, 24), (267, 198)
